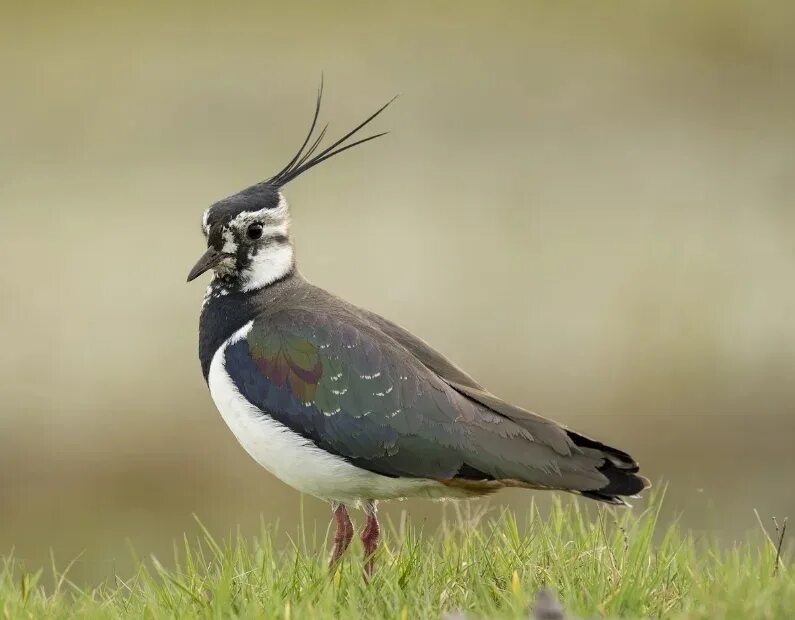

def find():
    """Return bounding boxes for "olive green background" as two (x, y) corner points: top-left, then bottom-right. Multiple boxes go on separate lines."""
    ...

(1, 1), (793, 584)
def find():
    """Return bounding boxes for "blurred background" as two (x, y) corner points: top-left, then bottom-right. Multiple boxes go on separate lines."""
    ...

(1, 1), (794, 585)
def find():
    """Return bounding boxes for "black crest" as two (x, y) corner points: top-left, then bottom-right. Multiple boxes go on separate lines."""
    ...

(266, 78), (396, 188)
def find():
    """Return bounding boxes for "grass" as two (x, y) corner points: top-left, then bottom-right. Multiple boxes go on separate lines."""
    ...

(0, 493), (791, 619)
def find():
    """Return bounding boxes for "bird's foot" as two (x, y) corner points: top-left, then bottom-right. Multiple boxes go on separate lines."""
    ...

(328, 503), (353, 572)
(361, 501), (380, 581)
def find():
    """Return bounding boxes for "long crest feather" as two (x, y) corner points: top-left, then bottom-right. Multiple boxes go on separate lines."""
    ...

(267, 78), (325, 183)
(268, 80), (395, 187)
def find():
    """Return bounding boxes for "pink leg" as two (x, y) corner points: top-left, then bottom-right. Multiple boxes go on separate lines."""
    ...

(329, 503), (353, 570)
(360, 501), (380, 579)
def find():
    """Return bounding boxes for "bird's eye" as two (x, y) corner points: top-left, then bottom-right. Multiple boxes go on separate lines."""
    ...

(247, 223), (264, 240)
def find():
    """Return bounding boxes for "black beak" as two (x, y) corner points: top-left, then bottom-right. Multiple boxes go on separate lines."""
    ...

(186, 247), (223, 282)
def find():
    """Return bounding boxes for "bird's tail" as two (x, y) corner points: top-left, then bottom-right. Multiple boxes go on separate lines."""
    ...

(444, 381), (650, 505)
(566, 430), (650, 505)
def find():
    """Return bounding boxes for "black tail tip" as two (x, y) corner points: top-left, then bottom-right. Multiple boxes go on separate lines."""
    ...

(582, 474), (651, 506)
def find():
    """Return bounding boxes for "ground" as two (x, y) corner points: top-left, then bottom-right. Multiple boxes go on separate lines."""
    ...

(0, 494), (792, 619)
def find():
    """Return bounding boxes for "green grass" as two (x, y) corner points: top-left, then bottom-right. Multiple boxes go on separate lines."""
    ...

(0, 494), (791, 619)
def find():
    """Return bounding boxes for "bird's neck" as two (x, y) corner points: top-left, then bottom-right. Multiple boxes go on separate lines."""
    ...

(198, 283), (253, 380)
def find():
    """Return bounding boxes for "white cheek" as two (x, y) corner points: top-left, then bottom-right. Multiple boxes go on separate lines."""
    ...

(241, 244), (294, 292)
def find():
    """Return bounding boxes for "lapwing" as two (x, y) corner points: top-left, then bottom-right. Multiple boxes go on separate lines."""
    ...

(187, 83), (649, 577)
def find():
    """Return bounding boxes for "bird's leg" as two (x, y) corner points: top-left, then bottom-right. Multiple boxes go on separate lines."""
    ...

(329, 502), (353, 571)
(360, 500), (380, 579)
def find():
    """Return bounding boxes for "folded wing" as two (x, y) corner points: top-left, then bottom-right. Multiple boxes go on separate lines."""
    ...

(223, 306), (648, 501)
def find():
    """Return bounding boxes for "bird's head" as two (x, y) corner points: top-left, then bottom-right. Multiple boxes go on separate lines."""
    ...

(187, 183), (292, 291)
(187, 81), (394, 292)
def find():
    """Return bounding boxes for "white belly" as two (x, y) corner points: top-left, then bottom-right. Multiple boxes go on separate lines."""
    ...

(208, 322), (461, 503)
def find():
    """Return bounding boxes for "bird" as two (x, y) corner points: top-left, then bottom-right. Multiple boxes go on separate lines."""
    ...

(187, 82), (650, 578)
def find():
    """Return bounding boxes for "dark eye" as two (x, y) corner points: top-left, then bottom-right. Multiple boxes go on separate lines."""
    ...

(247, 223), (263, 240)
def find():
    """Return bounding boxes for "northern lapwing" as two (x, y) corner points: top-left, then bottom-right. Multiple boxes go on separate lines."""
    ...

(187, 83), (649, 577)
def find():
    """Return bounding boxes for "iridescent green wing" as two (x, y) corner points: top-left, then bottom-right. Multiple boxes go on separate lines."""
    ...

(224, 310), (472, 478)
